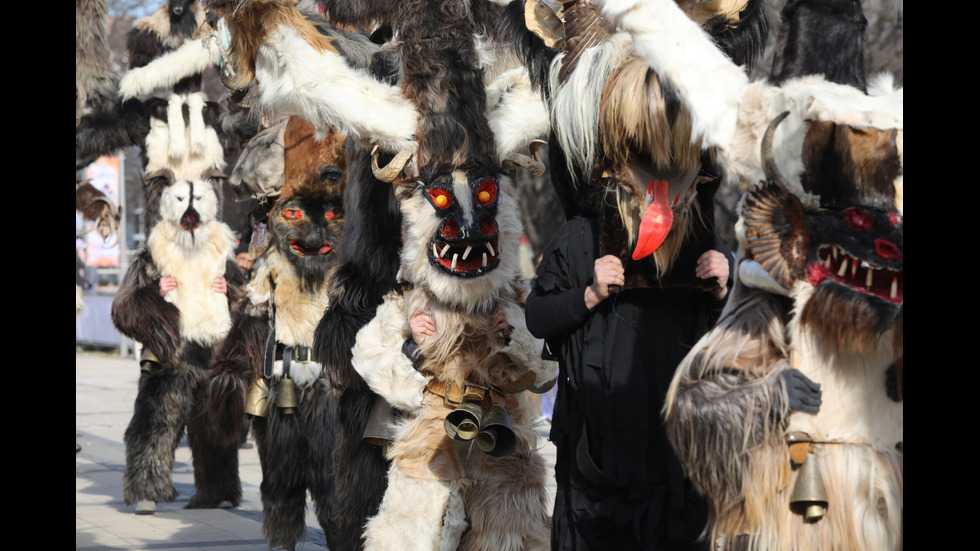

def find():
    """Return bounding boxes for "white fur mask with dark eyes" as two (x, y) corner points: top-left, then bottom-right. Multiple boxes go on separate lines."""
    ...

(160, 178), (219, 232)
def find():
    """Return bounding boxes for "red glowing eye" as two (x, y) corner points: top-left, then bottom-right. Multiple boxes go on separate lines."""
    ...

(842, 208), (874, 230)
(429, 189), (452, 209)
(283, 209), (303, 220)
(325, 210), (336, 220)
(476, 179), (497, 205)
(889, 212), (901, 227)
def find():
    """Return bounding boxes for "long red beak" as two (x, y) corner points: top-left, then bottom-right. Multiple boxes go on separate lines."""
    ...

(632, 179), (673, 260)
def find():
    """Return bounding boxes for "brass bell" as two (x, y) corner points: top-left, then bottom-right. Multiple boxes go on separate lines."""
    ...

(790, 450), (828, 522)
(476, 405), (516, 457)
(445, 402), (483, 441)
(276, 376), (298, 414)
(244, 378), (270, 418)
(139, 348), (162, 375)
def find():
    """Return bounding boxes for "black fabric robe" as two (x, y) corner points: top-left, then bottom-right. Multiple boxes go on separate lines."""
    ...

(526, 214), (728, 550)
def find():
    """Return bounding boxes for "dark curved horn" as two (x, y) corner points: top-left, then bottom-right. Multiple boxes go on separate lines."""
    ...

(762, 111), (790, 183)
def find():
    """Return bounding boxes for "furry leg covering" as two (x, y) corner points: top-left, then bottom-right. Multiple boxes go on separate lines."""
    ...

(185, 379), (242, 508)
(459, 451), (552, 551)
(123, 363), (196, 505)
(322, 388), (389, 551)
(253, 378), (381, 550)
(253, 399), (309, 549)
(362, 465), (457, 551)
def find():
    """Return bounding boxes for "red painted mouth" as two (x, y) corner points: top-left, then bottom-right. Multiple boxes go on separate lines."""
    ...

(290, 240), (334, 257)
(806, 244), (903, 303)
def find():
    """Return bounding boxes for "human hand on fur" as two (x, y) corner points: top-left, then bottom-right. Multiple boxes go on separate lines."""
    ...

(780, 368), (822, 414)
(212, 275), (228, 295)
(585, 255), (625, 309)
(159, 274), (177, 296)
(491, 304), (512, 345)
(410, 313), (436, 344)
(696, 249), (729, 300)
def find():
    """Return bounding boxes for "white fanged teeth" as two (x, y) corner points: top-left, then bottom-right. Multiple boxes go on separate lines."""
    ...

(486, 242), (495, 257)
(891, 277), (898, 299)
(837, 258), (849, 277)
(433, 244), (439, 258)
(482, 252), (488, 267)
(451, 254), (458, 270)
(851, 260), (857, 278)
(462, 245), (472, 260)
(825, 255), (832, 268)
(866, 267), (873, 288)
(440, 244), (450, 258)
(832, 245), (838, 260)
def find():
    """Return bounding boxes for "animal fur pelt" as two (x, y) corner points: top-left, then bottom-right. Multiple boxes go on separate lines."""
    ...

(206, 0), (419, 153)
(127, 0), (208, 94)
(498, 0), (768, 283)
(586, 0), (904, 548)
(306, 2), (559, 549)
(111, 170), (247, 511)
(349, 168), (558, 550)
(769, 0), (868, 91)
(75, 0), (259, 173)
(76, 0), (119, 124)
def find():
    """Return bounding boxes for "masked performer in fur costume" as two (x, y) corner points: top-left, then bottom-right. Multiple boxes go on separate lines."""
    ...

(86, 0), (259, 515)
(205, 1), (556, 547)
(584, 0), (903, 549)
(111, 169), (246, 514)
(205, 114), (360, 551)
(490, 1), (768, 548)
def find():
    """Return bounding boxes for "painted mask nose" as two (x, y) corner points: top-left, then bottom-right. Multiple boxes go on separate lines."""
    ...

(180, 207), (201, 231)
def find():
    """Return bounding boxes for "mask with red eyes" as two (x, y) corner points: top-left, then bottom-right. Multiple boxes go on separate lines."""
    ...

(398, 168), (523, 309)
(269, 192), (345, 290)
(423, 174), (502, 278)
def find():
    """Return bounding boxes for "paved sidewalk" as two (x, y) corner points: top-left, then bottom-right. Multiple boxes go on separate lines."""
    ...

(76, 350), (556, 551)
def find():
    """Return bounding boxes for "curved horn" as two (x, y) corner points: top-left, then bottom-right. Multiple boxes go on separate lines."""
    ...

(372, 146), (415, 183)
(503, 152), (546, 176)
(761, 111), (790, 183)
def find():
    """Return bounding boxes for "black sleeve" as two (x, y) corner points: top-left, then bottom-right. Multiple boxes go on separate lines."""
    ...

(525, 220), (594, 340)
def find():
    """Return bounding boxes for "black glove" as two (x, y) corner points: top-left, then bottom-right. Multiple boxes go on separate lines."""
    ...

(402, 338), (422, 371)
(780, 368), (821, 414)
(885, 363), (903, 402)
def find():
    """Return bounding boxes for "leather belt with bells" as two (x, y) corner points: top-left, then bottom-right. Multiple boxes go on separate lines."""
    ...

(265, 342), (313, 378)
(424, 376), (505, 407)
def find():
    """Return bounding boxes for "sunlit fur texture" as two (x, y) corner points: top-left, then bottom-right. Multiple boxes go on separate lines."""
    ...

(147, 178), (235, 343)
(137, 92), (228, 179)
(111, 174), (246, 510)
(351, 285), (555, 551)
(76, 0), (119, 117)
(597, 0), (750, 153)
(127, 0), (206, 95)
(210, 0), (418, 152)
(119, 34), (223, 100)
